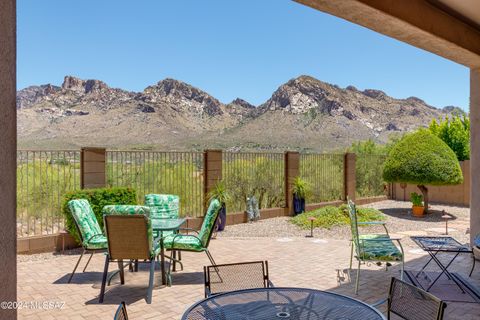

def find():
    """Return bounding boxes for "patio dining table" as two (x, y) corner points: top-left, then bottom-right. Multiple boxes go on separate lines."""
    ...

(182, 287), (385, 320)
(152, 218), (186, 286)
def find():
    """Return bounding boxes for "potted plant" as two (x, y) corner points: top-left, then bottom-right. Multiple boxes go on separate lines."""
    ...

(207, 180), (231, 231)
(411, 192), (425, 217)
(292, 177), (309, 215)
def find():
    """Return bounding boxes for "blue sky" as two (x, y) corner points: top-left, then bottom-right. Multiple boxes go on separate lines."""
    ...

(18, 0), (469, 110)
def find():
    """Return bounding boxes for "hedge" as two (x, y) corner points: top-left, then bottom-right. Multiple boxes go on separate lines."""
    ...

(62, 187), (137, 243)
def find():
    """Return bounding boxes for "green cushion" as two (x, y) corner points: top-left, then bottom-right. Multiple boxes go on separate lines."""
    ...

(358, 234), (403, 261)
(68, 199), (106, 249)
(198, 199), (221, 246)
(144, 194), (179, 219)
(102, 205), (158, 258)
(85, 235), (108, 250)
(162, 233), (204, 251)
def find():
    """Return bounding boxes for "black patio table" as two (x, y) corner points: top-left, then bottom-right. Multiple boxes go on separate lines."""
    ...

(182, 287), (386, 320)
(411, 236), (472, 292)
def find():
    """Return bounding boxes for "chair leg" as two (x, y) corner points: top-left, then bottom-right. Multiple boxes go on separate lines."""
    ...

(82, 252), (94, 272)
(349, 242), (354, 271)
(146, 258), (155, 304)
(470, 254), (476, 277)
(400, 257), (405, 280)
(118, 260), (125, 285)
(68, 248), (85, 283)
(135, 259), (139, 272)
(355, 261), (361, 295)
(205, 250), (216, 266)
(172, 250), (177, 272)
(99, 255), (110, 303)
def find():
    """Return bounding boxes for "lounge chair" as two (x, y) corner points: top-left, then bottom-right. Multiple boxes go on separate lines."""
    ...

(163, 198), (221, 284)
(347, 199), (404, 294)
(67, 199), (108, 283)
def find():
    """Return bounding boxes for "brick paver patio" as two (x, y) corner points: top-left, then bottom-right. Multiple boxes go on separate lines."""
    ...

(18, 237), (480, 319)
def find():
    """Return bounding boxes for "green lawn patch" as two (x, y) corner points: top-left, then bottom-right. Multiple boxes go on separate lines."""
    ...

(290, 204), (385, 229)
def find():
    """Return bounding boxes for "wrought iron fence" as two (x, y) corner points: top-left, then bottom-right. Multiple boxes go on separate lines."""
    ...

(106, 151), (204, 217)
(222, 152), (286, 212)
(356, 154), (387, 198)
(300, 153), (345, 203)
(17, 150), (81, 237)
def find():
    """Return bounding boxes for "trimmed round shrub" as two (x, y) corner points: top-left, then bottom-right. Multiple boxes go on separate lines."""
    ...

(383, 130), (463, 185)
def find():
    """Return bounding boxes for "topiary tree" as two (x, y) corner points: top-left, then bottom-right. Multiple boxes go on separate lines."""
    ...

(383, 130), (463, 213)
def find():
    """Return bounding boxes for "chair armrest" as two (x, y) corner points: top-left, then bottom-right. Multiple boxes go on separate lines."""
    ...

(358, 221), (385, 225)
(178, 228), (200, 235)
(371, 298), (388, 308)
(360, 237), (402, 242)
(358, 221), (389, 236)
(170, 233), (203, 248)
(86, 233), (104, 243)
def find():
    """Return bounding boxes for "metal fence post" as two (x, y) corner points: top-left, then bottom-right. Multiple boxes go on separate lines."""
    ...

(344, 153), (356, 201)
(203, 150), (222, 211)
(81, 147), (106, 189)
(285, 151), (300, 215)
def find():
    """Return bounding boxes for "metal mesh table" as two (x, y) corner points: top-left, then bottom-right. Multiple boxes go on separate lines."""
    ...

(411, 236), (472, 292)
(182, 287), (385, 320)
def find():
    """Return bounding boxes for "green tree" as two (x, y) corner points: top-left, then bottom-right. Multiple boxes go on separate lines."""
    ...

(383, 130), (463, 212)
(429, 115), (470, 161)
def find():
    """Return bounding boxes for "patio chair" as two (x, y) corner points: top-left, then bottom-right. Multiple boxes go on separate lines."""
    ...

(145, 194), (182, 271)
(204, 261), (273, 298)
(469, 233), (480, 276)
(373, 277), (446, 320)
(99, 205), (160, 304)
(144, 194), (180, 238)
(347, 199), (404, 294)
(67, 199), (108, 283)
(163, 198), (221, 284)
(113, 301), (128, 320)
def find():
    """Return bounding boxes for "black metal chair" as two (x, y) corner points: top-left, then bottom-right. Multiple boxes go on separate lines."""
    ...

(203, 261), (273, 298)
(113, 301), (128, 320)
(373, 277), (447, 320)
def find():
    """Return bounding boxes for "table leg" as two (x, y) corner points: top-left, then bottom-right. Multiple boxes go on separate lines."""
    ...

(426, 252), (465, 293)
(415, 250), (438, 279)
(160, 236), (166, 286)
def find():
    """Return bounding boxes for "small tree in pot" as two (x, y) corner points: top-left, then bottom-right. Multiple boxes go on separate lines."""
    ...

(383, 130), (463, 214)
(292, 177), (309, 215)
(207, 180), (231, 231)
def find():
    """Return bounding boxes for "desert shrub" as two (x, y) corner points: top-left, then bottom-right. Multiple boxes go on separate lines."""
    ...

(429, 115), (470, 161)
(291, 204), (384, 229)
(383, 130), (463, 211)
(61, 187), (137, 243)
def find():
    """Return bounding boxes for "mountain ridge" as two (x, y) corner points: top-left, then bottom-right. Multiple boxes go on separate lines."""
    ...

(17, 75), (462, 152)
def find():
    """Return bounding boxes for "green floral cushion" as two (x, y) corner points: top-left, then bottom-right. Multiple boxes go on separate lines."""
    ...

(162, 234), (204, 251)
(102, 205), (158, 257)
(358, 234), (403, 261)
(198, 199), (221, 246)
(144, 194), (179, 219)
(68, 199), (107, 249)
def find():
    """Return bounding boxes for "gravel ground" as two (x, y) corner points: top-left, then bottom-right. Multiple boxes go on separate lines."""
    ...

(217, 200), (471, 248)
(18, 200), (471, 262)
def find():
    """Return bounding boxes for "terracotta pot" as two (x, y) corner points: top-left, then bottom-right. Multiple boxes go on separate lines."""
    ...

(412, 205), (425, 217)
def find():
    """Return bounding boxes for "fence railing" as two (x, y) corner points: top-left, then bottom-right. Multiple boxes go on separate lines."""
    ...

(356, 154), (387, 198)
(223, 152), (285, 212)
(106, 151), (204, 217)
(17, 150), (81, 237)
(16, 148), (386, 238)
(300, 153), (345, 203)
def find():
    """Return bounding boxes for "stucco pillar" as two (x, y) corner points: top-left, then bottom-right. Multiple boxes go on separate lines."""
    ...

(0, 0), (17, 318)
(471, 68), (480, 245)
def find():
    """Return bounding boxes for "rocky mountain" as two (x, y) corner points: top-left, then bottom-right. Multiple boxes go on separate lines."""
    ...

(17, 75), (459, 151)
